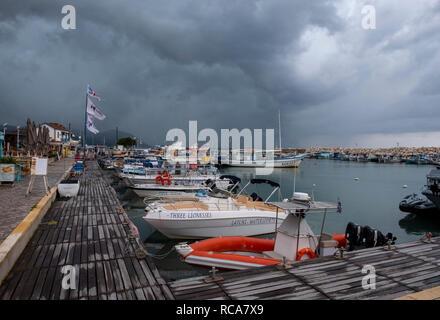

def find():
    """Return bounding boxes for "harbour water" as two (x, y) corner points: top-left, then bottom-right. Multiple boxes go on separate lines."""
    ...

(111, 158), (440, 281)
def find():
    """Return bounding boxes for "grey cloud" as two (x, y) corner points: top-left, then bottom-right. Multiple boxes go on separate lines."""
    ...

(1, 0), (440, 147)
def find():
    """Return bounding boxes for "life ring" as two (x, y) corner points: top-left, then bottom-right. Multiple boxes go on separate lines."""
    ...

(161, 178), (171, 186)
(296, 248), (316, 261)
(155, 175), (162, 184)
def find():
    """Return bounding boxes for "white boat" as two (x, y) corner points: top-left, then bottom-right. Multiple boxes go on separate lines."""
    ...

(174, 199), (346, 270)
(221, 110), (306, 168)
(132, 185), (210, 199)
(131, 175), (240, 200)
(143, 179), (288, 239)
(120, 168), (231, 189)
(224, 154), (306, 168)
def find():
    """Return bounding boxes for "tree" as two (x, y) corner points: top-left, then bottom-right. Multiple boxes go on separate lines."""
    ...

(117, 137), (137, 148)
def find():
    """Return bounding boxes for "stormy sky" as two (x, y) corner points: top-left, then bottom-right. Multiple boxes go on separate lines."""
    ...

(1, 0), (440, 147)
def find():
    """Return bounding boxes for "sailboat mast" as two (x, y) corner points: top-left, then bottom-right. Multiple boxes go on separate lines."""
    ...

(278, 109), (282, 152)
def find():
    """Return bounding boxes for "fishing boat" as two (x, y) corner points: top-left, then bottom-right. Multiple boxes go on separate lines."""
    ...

(143, 179), (288, 239)
(175, 200), (396, 270)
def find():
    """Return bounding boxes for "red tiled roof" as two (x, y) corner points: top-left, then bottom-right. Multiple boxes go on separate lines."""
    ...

(46, 123), (69, 131)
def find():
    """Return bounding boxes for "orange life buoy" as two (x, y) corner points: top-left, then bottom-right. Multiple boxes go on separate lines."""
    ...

(161, 178), (171, 186)
(296, 248), (316, 261)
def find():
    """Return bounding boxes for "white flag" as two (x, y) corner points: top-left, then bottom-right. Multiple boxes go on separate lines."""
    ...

(87, 84), (101, 101)
(87, 97), (106, 120)
(87, 114), (99, 134)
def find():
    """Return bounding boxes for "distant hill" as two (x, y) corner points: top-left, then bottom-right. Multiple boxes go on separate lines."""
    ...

(81, 129), (148, 147)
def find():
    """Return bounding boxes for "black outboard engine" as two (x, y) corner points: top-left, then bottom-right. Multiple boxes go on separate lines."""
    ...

(345, 222), (362, 250)
(360, 226), (387, 248)
(346, 222), (397, 251)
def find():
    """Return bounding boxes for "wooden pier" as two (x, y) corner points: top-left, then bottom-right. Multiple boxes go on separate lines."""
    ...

(1, 160), (440, 300)
(0, 161), (173, 300)
(168, 238), (440, 300)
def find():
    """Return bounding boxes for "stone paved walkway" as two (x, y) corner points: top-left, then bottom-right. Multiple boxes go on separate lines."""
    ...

(0, 158), (73, 243)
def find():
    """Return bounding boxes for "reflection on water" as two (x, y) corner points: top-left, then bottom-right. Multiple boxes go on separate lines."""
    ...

(399, 213), (440, 236)
(104, 159), (440, 281)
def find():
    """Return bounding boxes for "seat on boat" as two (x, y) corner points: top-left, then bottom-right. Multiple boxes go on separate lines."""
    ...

(236, 195), (249, 204)
(163, 202), (209, 211)
(245, 201), (279, 212)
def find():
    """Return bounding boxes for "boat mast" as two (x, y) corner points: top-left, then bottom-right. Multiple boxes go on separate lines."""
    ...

(278, 109), (282, 153)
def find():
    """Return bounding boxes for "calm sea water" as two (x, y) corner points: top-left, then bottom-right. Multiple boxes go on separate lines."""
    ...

(110, 159), (440, 281)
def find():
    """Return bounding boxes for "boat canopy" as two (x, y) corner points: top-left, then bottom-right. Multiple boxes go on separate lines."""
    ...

(268, 200), (338, 214)
(220, 175), (241, 183)
(250, 179), (280, 188)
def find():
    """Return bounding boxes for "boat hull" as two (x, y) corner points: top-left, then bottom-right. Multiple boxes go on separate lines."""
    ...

(131, 186), (207, 199)
(176, 237), (281, 270)
(143, 210), (287, 239)
(120, 173), (230, 188)
(223, 157), (303, 168)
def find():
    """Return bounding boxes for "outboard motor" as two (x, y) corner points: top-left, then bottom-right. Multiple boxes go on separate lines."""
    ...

(360, 226), (385, 248)
(345, 222), (362, 250)
(346, 222), (397, 251)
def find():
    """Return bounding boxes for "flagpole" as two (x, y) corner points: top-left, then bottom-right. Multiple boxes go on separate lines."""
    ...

(84, 91), (87, 155)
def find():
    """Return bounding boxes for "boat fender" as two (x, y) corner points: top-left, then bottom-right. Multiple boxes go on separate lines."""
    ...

(161, 178), (171, 186)
(296, 248), (316, 261)
(155, 175), (162, 184)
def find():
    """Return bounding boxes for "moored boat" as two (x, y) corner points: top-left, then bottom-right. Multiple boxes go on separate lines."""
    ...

(131, 175), (240, 200)
(143, 179), (287, 239)
(223, 154), (306, 168)
(175, 198), (396, 270)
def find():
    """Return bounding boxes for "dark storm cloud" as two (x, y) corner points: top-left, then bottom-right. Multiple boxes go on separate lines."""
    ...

(1, 0), (440, 147)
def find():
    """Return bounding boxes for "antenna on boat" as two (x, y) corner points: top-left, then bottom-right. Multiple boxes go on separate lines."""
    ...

(278, 109), (282, 153)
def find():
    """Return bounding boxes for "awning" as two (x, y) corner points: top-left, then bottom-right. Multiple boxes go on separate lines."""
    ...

(268, 200), (338, 214)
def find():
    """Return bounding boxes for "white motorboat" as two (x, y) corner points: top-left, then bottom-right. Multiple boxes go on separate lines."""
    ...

(120, 167), (231, 189)
(143, 178), (288, 239)
(131, 175), (240, 200)
(132, 184), (211, 199)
